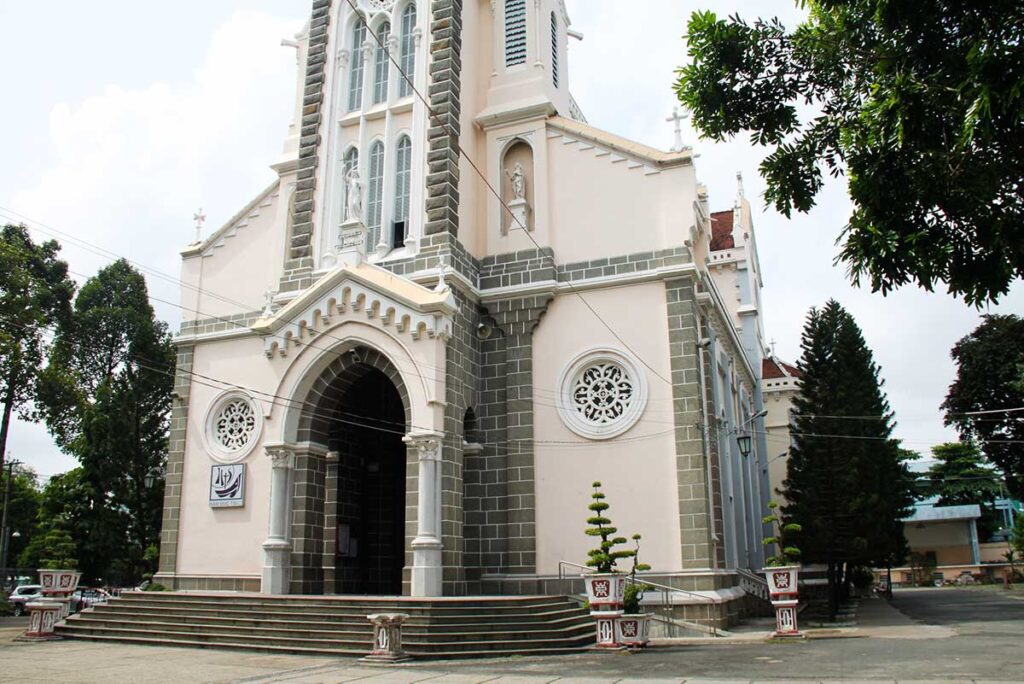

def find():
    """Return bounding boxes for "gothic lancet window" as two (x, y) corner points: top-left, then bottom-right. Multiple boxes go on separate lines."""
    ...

(551, 12), (559, 88)
(505, 0), (527, 68)
(367, 140), (386, 248)
(373, 22), (391, 104)
(348, 22), (368, 111)
(392, 135), (412, 248)
(398, 4), (416, 97)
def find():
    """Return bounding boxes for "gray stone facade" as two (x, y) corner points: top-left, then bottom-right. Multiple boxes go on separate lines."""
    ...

(425, 0), (464, 237)
(154, 344), (194, 587)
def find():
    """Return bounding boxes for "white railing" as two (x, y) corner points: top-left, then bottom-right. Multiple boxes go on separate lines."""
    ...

(737, 568), (770, 602)
(558, 561), (720, 637)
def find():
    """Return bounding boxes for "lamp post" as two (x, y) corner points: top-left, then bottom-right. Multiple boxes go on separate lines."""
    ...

(1, 459), (23, 588)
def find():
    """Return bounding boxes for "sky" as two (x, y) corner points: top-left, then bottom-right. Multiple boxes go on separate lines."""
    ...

(0, 1), (1020, 480)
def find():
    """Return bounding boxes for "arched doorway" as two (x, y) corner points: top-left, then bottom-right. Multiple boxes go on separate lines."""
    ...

(329, 365), (406, 595)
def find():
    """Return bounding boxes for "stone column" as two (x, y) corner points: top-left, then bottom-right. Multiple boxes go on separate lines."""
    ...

(262, 446), (294, 595)
(404, 431), (444, 597)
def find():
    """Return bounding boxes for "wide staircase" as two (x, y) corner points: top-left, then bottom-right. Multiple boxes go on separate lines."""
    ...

(56, 592), (595, 659)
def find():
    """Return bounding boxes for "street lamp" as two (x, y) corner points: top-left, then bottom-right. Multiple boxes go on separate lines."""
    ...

(737, 434), (753, 457)
(144, 467), (165, 490)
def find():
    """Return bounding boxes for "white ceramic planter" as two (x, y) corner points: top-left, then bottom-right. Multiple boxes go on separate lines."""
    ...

(615, 613), (651, 648)
(592, 610), (623, 648)
(583, 573), (626, 611)
(763, 565), (799, 601)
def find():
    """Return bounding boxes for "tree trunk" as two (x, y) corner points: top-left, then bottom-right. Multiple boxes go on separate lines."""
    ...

(0, 376), (15, 477)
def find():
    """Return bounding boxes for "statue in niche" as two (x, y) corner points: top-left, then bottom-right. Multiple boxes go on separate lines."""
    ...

(345, 168), (363, 222)
(505, 162), (526, 201)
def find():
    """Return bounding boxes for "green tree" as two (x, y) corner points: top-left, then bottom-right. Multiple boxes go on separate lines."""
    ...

(675, 2), (1024, 305)
(942, 315), (1024, 498)
(924, 442), (1002, 541)
(782, 300), (914, 617)
(2, 464), (41, 568)
(0, 225), (74, 476)
(1011, 515), (1024, 558)
(36, 261), (174, 584)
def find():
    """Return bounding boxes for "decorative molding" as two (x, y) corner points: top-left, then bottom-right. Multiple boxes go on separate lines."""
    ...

(181, 183), (279, 259)
(255, 264), (456, 358)
(403, 431), (444, 462)
(556, 347), (650, 440)
(265, 446), (295, 470)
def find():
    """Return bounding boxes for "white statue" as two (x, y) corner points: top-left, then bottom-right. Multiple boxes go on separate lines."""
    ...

(262, 288), (277, 317)
(345, 168), (363, 222)
(506, 162), (526, 201)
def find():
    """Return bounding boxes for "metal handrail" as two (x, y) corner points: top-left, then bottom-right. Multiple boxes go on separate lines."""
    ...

(558, 560), (720, 637)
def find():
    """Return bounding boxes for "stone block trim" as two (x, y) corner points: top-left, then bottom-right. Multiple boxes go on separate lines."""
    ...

(280, 0), (332, 294)
(479, 248), (557, 291)
(557, 246), (691, 284)
(665, 278), (721, 568)
(425, 0), (463, 236)
(157, 344), (194, 577)
(382, 232), (480, 286)
(178, 310), (264, 338)
(483, 295), (553, 575)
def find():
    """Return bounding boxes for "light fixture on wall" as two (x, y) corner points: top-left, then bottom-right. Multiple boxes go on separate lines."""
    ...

(737, 434), (752, 457)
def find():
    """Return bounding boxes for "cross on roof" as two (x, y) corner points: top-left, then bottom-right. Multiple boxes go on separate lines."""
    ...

(193, 208), (207, 243)
(666, 107), (690, 152)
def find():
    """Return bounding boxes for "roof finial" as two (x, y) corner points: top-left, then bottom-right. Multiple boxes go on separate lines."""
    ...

(666, 107), (689, 153)
(193, 208), (207, 243)
(736, 172), (745, 202)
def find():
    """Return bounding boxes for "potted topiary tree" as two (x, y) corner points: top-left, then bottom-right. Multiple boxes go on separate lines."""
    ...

(616, 534), (653, 648)
(582, 482), (636, 613)
(761, 501), (802, 637)
(37, 526), (82, 619)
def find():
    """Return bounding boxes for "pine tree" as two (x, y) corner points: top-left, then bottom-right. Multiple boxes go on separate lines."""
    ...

(782, 300), (913, 617)
(925, 442), (1002, 541)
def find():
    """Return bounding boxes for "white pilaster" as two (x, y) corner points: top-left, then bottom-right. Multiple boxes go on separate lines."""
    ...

(403, 430), (445, 597)
(262, 446), (294, 595)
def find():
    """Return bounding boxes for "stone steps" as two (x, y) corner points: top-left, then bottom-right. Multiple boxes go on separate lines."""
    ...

(57, 592), (595, 658)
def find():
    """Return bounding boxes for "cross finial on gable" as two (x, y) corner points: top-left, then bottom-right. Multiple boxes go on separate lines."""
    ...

(666, 107), (690, 152)
(193, 208), (207, 243)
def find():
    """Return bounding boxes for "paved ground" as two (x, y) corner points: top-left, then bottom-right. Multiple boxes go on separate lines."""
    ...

(0, 588), (1022, 683)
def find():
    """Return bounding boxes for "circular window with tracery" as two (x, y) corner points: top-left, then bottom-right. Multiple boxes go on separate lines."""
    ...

(204, 391), (263, 463)
(557, 349), (649, 440)
(364, 0), (396, 12)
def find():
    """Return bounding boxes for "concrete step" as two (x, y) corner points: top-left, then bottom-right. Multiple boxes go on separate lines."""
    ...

(58, 593), (595, 659)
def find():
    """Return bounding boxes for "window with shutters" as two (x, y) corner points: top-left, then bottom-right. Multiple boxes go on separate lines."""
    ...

(505, 0), (527, 68)
(373, 22), (391, 104)
(398, 5), (416, 97)
(392, 136), (412, 248)
(348, 22), (368, 111)
(551, 12), (559, 88)
(367, 141), (385, 249)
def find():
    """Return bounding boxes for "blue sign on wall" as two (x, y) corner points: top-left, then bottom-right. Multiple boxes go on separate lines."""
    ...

(210, 464), (245, 508)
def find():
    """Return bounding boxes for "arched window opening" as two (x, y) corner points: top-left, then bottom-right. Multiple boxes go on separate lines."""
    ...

(373, 22), (391, 104)
(551, 12), (559, 88)
(342, 147), (359, 221)
(463, 408), (480, 446)
(392, 136), (412, 248)
(367, 141), (385, 249)
(505, 0), (527, 68)
(398, 4), (417, 97)
(348, 21), (368, 111)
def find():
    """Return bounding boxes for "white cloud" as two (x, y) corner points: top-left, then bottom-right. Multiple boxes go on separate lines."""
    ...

(5, 10), (303, 480)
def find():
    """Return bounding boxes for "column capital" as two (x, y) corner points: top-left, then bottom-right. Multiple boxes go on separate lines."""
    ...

(387, 33), (399, 54)
(265, 445), (295, 469)
(413, 27), (424, 48)
(337, 47), (350, 68)
(403, 431), (443, 462)
(363, 39), (376, 61)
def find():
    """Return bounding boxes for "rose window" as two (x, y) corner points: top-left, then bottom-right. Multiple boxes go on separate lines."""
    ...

(365, 0), (396, 11)
(572, 363), (634, 426)
(205, 391), (263, 462)
(214, 400), (257, 451)
(558, 349), (649, 440)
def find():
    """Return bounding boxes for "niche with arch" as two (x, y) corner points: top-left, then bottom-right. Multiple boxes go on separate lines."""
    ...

(501, 140), (535, 235)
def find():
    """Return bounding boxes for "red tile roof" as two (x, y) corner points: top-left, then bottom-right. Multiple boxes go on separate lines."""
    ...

(710, 210), (735, 250)
(763, 357), (802, 379)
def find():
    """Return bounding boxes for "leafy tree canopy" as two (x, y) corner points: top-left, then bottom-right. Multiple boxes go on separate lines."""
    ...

(923, 441), (1003, 540)
(676, 1), (1024, 304)
(0, 224), (74, 475)
(942, 315), (1024, 497)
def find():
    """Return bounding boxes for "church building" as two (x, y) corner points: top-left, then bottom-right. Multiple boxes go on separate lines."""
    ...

(155, 0), (778, 618)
